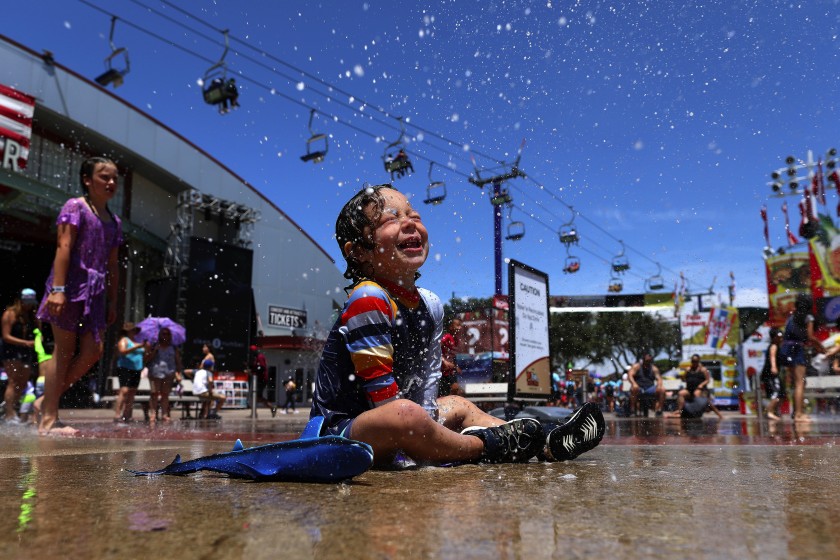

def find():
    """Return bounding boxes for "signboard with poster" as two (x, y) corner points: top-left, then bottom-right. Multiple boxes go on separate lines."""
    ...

(765, 245), (811, 327)
(0, 84), (36, 172)
(508, 260), (552, 399)
(680, 297), (741, 406)
(454, 305), (509, 384)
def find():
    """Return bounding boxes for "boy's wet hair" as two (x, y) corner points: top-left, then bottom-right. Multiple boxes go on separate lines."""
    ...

(335, 183), (394, 282)
(79, 156), (116, 194)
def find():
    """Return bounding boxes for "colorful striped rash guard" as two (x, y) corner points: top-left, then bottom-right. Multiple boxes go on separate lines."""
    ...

(311, 279), (443, 432)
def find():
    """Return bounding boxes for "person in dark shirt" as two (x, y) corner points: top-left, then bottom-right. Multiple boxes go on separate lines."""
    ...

(628, 353), (665, 416)
(249, 344), (275, 415)
(780, 294), (825, 423)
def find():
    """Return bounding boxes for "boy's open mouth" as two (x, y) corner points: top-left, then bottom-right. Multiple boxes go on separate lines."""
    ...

(398, 237), (422, 250)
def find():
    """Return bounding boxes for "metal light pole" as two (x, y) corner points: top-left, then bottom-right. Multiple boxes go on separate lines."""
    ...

(768, 148), (838, 198)
(469, 168), (525, 296)
(492, 180), (504, 295)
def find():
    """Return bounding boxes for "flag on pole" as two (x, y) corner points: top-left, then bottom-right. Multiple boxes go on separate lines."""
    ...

(815, 161), (827, 206)
(728, 271), (736, 307)
(760, 205), (770, 247)
(0, 84), (36, 171)
(782, 201), (799, 245)
(828, 169), (840, 193)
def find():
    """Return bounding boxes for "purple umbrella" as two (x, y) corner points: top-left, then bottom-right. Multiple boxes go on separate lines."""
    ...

(136, 316), (187, 346)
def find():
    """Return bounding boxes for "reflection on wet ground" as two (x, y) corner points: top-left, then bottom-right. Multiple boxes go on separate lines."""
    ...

(1, 410), (838, 559)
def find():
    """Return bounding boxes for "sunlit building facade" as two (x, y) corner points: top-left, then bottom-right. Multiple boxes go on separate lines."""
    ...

(0, 36), (344, 403)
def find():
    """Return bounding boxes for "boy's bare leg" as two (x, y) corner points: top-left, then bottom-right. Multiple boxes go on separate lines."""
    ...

(349, 400), (485, 466)
(666, 390), (687, 418)
(436, 395), (505, 431)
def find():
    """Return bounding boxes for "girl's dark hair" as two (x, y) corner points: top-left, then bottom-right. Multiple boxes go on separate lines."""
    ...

(79, 156), (116, 194)
(335, 183), (394, 283)
(792, 293), (813, 327)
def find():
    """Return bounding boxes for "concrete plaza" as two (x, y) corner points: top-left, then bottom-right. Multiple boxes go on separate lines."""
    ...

(1, 408), (837, 559)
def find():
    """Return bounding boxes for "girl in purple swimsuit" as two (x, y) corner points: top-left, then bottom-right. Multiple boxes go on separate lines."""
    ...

(36, 156), (122, 436)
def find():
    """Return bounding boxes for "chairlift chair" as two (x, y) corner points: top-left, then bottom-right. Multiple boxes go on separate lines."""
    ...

(94, 17), (130, 88)
(490, 189), (512, 206)
(611, 240), (631, 274)
(559, 206), (579, 246)
(612, 257), (630, 274)
(201, 30), (240, 114)
(506, 220), (525, 241)
(563, 255), (580, 274)
(559, 226), (579, 246)
(646, 276), (665, 291)
(382, 118), (414, 180)
(300, 109), (328, 163)
(423, 162), (447, 205)
(645, 263), (665, 291)
(504, 204), (524, 240)
(383, 149), (414, 180)
(608, 276), (624, 293)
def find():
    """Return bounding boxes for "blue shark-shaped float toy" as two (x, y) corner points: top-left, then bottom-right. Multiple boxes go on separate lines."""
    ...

(129, 416), (373, 483)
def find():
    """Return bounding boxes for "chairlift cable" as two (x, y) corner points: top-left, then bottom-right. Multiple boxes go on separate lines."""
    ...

(114, 0), (488, 173)
(153, 0), (507, 166)
(522, 174), (685, 282)
(77, 0), (690, 290)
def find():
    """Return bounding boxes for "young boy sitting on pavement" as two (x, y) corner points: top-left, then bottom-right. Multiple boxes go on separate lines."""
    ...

(310, 183), (605, 466)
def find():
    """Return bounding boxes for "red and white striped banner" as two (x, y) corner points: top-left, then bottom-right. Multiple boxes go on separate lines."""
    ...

(0, 83), (36, 171)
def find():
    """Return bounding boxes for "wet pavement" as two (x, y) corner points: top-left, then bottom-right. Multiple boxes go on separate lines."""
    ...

(1, 408), (839, 559)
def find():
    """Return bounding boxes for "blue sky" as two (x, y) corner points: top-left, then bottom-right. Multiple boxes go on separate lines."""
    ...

(5, 1), (840, 306)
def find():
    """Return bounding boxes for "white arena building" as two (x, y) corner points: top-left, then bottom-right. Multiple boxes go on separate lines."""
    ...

(0, 35), (346, 405)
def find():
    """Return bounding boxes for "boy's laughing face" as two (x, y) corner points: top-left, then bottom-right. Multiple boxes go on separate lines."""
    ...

(355, 188), (429, 287)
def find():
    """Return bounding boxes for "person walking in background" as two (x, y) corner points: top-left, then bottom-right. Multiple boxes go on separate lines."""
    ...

(36, 157), (122, 436)
(438, 318), (462, 397)
(761, 328), (785, 421)
(145, 327), (182, 426)
(113, 322), (148, 423)
(2, 288), (39, 424)
(780, 294), (825, 423)
(250, 344), (275, 415)
(283, 377), (298, 414)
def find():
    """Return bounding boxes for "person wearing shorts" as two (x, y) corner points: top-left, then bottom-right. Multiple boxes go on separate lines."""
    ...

(113, 322), (147, 423)
(628, 353), (665, 416)
(193, 363), (225, 419)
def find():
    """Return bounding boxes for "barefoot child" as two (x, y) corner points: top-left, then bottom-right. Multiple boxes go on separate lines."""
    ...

(36, 156), (122, 435)
(311, 184), (604, 466)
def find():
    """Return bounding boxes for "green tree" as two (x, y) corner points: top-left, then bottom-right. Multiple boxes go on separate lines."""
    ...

(549, 312), (609, 371)
(550, 311), (680, 375)
(593, 312), (679, 372)
(446, 298), (681, 376)
(443, 297), (493, 326)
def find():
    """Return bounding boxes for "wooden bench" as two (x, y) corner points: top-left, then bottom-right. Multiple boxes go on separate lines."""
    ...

(464, 382), (509, 402)
(620, 378), (689, 415)
(621, 378), (685, 394)
(101, 376), (203, 419)
(803, 375), (840, 409)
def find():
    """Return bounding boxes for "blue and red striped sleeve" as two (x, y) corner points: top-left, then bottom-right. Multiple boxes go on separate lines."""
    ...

(341, 282), (399, 406)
